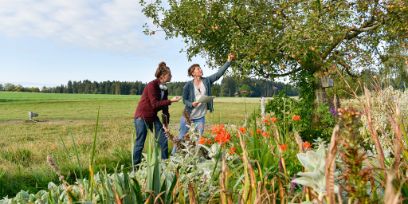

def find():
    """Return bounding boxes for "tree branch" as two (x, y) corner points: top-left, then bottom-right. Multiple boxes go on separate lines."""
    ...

(322, 16), (382, 60)
(336, 58), (358, 78)
(232, 18), (249, 35)
(258, 67), (302, 78)
(346, 17), (381, 39)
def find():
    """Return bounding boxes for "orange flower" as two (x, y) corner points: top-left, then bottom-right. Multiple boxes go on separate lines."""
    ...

(198, 137), (207, 145)
(239, 127), (246, 134)
(212, 124), (231, 145)
(292, 115), (301, 121)
(278, 144), (287, 152)
(270, 117), (278, 123)
(229, 146), (236, 154)
(206, 138), (213, 145)
(261, 131), (270, 138)
(303, 141), (312, 150)
(263, 119), (271, 125)
(256, 129), (262, 134)
(215, 131), (231, 145)
(212, 124), (225, 135)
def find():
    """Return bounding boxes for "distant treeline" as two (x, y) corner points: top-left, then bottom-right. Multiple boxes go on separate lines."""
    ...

(0, 77), (298, 97)
(166, 77), (298, 97)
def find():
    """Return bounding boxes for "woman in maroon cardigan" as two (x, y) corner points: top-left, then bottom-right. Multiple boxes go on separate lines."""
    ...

(133, 62), (181, 166)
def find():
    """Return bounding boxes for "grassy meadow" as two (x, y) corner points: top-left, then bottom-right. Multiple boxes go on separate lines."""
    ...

(0, 91), (259, 197)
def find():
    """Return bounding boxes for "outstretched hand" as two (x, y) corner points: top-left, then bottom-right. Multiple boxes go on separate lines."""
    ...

(170, 96), (181, 102)
(227, 53), (236, 62)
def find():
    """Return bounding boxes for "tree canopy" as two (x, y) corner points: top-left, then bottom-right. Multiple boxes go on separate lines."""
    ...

(141, 0), (407, 80)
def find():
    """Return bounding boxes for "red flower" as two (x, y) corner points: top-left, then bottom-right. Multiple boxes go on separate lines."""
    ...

(261, 131), (270, 138)
(229, 146), (236, 154)
(239, 127), (246, 134)
(256, 129), (262, 134)
(263, 118), (271, 125)
(278, 144), (287, 152)
(212, 124), (225, 135)
(270, 117), (278, 123)
(303, 141), (312, 150)
(199, 137), (207, 145)
(212, 124), (231, 145)
(292, 115), (301, 121)
(214, 132), (231, 145)
(263, 115), (272, 124)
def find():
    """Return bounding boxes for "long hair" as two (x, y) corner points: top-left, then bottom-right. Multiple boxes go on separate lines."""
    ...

(155, 62), (171, 78)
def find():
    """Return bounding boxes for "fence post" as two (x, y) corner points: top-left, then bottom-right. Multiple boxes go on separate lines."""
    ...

(261, 97), (266, 131)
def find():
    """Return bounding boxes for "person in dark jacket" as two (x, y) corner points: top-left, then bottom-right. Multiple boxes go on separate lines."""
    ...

(172, 53), (235, 154)
(133, 62), (181, 166)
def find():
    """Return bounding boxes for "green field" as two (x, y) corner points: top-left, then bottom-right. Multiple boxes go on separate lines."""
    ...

(0, 91), (260, 197)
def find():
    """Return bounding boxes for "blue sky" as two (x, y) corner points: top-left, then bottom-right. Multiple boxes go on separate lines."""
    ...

(0, 0), (210, 87)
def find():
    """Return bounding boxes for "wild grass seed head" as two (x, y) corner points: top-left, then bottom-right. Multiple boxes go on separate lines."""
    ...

(47, 155), (65, 181)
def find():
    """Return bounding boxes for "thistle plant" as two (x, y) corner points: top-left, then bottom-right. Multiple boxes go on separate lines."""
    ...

(337, 107), (374, 203)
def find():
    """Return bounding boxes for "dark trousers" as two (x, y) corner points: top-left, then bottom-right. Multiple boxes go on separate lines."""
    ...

(133, 118), (168, 166)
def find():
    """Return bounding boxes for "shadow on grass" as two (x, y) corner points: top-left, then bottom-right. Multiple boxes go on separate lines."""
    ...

(0, 149), (133, 198)
(0, 171), (59, 198)
(0, 99), (16, 102)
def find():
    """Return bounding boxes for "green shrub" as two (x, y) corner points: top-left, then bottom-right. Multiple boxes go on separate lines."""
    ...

(265, 91), (335, 142)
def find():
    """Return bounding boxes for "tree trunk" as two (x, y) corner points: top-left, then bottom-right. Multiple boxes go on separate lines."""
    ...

(312, 79), (328, 127)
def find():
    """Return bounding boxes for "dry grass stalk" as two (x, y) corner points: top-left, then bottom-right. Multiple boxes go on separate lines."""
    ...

(272, 123), (281, 143)
(46, 155), (65, 182)
(188, 182), (197, 204)
(384, 172), (401, 204)
(388, 103), (404, 172)
(172, 169), (181, 201)
(114, 190), (122, 204)
(271, 178), (277, 204)
(255, 182), (262, 203)
(325, 125), (340, 204)
(254, 181), (272, 204)
(278, 179), (285, 204)
(363, 87), (386, 176)
(220, 154), (232, 204)
(336, 187), (343, 204)
(144, 192), (152, 204)
(238, 132), (257, 202)
(262, 182), (272, 203)
(255, 161), (263, 179)
(154, 192), (166, 204)
(294, 131), (303, 152)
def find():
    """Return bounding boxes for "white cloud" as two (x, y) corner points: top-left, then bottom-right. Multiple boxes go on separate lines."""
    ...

(0, 0), (155, 52)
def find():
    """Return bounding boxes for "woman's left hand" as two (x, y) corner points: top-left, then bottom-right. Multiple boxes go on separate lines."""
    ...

(192, 102), (201, 107)
(170, 96), (181, 102)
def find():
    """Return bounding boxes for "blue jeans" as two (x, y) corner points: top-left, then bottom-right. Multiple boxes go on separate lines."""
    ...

(133, 118), (168, 166)
(171, 116), (205, 154)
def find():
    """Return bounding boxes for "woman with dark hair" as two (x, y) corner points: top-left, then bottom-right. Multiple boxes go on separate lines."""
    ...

(133, 62), (181, 166)
(172, 53), (235, 154)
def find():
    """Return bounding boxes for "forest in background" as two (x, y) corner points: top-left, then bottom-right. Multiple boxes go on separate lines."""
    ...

(0, 76), (299, 97)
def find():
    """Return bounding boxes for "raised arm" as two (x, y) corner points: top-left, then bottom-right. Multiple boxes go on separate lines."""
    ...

(207, 53), (235, 84)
